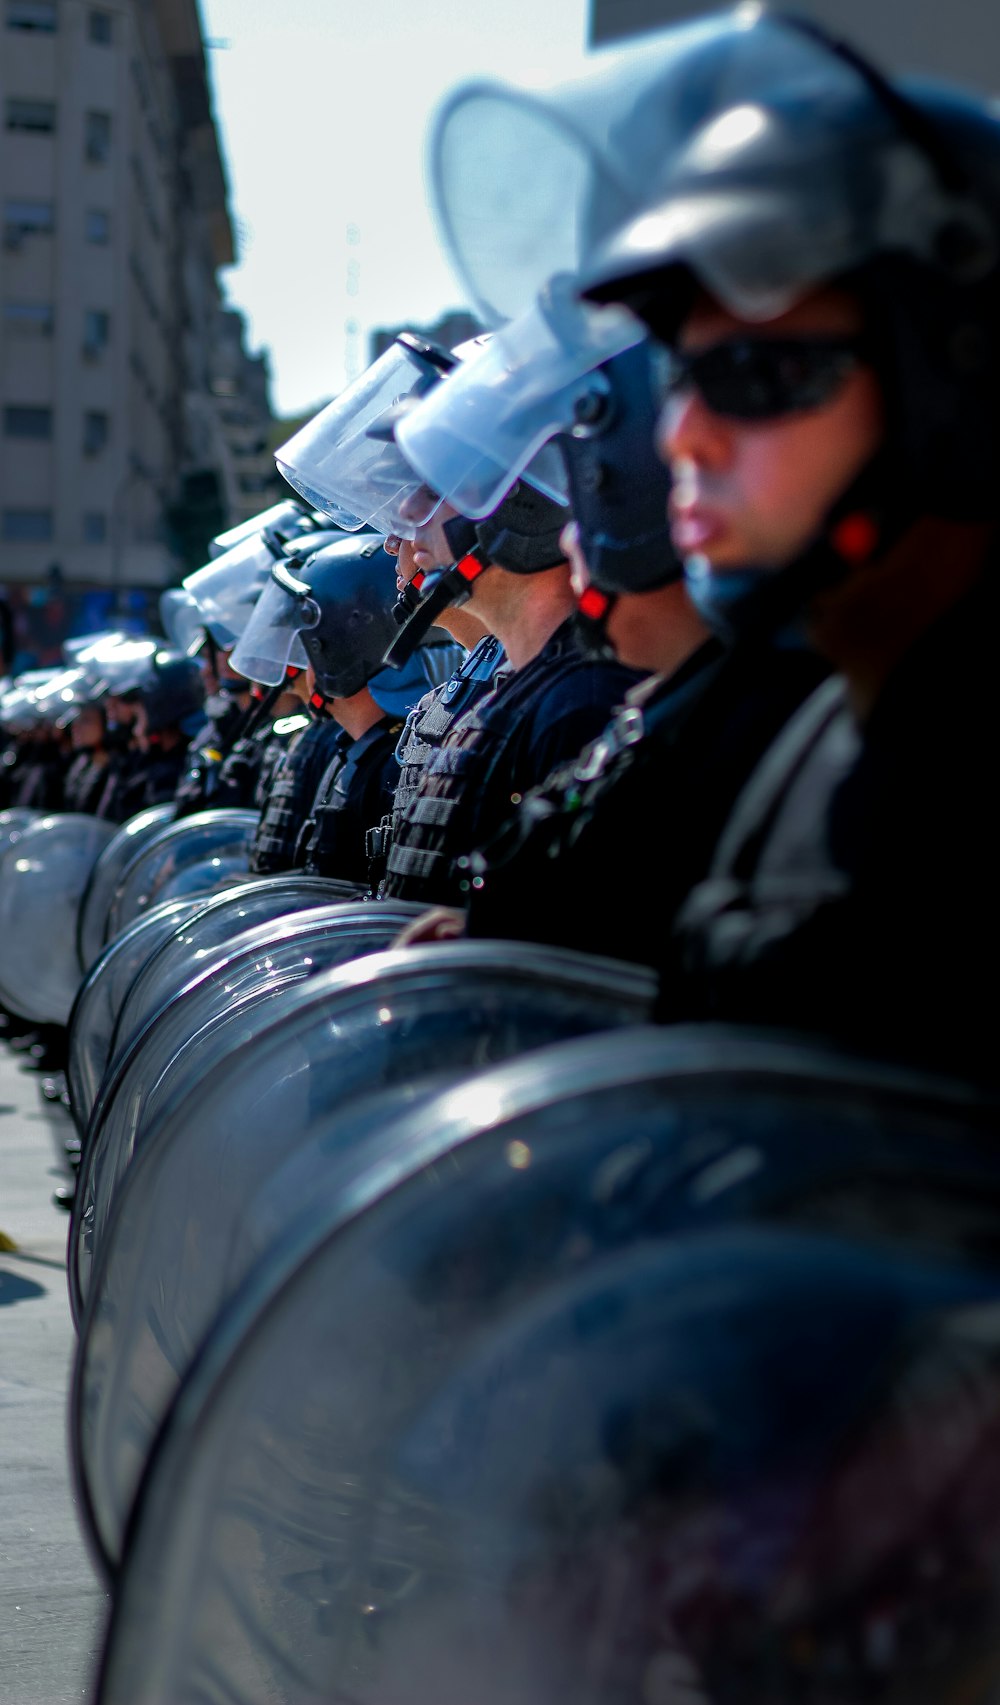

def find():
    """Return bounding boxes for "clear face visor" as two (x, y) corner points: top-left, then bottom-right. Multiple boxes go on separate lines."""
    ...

(183, 533), (280, 650)
(85, 638), (159, 697)
(32, 667), (89, 728)
(429, 11), (953, 327)
(274, 342), (449, 541)
(209, 499), (309, 560)
(159, 589), (206, 657)
(229, 565), (314, 687)
(395, 285), (643, 519)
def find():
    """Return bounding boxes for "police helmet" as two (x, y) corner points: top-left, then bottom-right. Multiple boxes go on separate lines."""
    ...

(233, 534), (406, 701)
(136, 651), (205, 735)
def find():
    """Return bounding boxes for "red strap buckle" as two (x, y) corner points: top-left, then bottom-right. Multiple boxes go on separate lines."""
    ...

(579, 586), (611, 621)
(831, 513), (879, 564)
(456, 554), (486, 583)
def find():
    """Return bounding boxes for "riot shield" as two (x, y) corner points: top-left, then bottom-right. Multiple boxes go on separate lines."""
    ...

(68, 899), (427, 1324)
(0, 806), (39, 854)
(0, 814), (119, 1024)
(68, 875), (355, 1139)
(66, 897), (207, 1138)
(105, 872), (364, 1072)
(90, 1025), (1000, 1703)
(72, 942), (656, 1571)
(101, 808), (260, 944)
(75, 804), (175, 973)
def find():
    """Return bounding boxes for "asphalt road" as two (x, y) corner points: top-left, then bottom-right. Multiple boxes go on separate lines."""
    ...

(0, 1043), (107, 1705)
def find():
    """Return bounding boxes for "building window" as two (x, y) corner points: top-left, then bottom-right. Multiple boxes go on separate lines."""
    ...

(83, 410), (109, 455)
(3, 199), (54, 247)
(82, 307), (110, 356)
(83, 510), (107, 543)
(85, 208), (110, 244)
(6, 98), (56, 134)
(6, 2), (57, 31)
(2, 508), (52, 541)
(3, 300), (54, 335)
(88, 8), (112, 44)
(84, 109), (111, 163)
(4, 404), (53, 439)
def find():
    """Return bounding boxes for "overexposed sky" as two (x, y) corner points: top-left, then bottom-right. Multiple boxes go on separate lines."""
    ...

(198, 0), (591, 417)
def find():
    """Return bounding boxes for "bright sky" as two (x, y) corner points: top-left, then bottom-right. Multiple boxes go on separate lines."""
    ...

(198, 0), (591, 418)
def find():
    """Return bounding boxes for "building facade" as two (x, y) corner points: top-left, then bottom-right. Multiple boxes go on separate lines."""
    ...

(590, 0), (999, 92)
(0, 0), (276, 631)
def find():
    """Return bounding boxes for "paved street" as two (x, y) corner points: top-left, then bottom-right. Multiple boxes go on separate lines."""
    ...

(0, 1043), (107, 1705)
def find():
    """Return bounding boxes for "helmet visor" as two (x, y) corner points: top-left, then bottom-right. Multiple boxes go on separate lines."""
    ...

(275, 343), (448, 540)
(229, 569), (313, 686)
(159, 589), (206, 657)
(209, 499), (310, 559)
(396, 286), (642, 519)
(85, 638), (159, 697)
(430, 12), (953, 327)
(183, 534), (279, 650)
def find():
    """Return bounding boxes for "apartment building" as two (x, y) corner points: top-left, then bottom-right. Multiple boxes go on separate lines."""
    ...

(0, 0), (276, 631)
(590, 0), (999, 90)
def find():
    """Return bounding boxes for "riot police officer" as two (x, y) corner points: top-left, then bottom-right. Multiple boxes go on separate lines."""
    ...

(553, 10), (1000, 1077)
(234, 535), (455, 882)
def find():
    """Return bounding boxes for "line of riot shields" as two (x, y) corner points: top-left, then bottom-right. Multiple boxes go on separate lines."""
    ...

(5, 8), (1000, 1701)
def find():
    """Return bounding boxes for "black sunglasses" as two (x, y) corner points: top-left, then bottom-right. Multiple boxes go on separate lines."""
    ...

(653, 334), (870, 422)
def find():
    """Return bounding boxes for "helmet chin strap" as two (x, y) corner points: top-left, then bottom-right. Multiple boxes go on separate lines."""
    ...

(684, 450), (911, 645)
(381, 547), (490, 671)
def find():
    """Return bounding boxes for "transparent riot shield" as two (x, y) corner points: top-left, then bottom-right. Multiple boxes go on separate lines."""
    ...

(72, 942), (657, 1571)
(68, 899), (427, 1324)
(75, 804), (175, 973)
(101, 808), (260, 944)
(0, 814), (119, 1024)
(89, 1024), (1000, 1703)
(66, 897), (208, 1138)
(67, 875), (356, 1142)
(105, 872), (365, 1072)
(0, 806), (39, 854)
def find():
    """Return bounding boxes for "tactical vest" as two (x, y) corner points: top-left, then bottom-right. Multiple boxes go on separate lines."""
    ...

(249, 718), (342, 876)
(367, 635), (507, 890)
(382, 623), (629, 908)
(253, 714), (310, 810)
(392, 635), (507, 823)
(298, 716), (403, 882)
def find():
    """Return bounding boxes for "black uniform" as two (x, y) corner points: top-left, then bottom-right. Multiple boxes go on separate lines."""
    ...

(382, 617), (639, 908)
(173, 698), (247, 817)
(666, 575), (999, 1081)
(112, 741), (189, 820)
(463, 638), (828, 967)
(93, 746), (144, 823)
(297, 716), (404, 883)
(248, 717), (343, 875)
(63, 751), (111, 815)
(10, 739), (66, 810)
